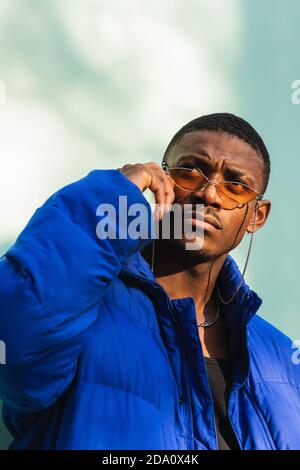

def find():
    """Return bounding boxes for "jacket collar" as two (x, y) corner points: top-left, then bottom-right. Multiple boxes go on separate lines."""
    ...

(121, 246), (263, 389)
(121, 247), (263, 327)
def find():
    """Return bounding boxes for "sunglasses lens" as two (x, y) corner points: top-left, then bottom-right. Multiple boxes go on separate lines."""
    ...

(220, 182), (257, 207)
(167, 168), (258, 209)
(169, 168), (207, 191)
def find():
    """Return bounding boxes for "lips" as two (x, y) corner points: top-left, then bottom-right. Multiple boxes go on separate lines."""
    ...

(203, 215), (222, 230)
(189, 212), (222, 230)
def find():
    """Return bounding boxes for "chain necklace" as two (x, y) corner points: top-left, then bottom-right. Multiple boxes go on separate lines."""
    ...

(197, 293), (220, 328)
(151, 240), (220, 328)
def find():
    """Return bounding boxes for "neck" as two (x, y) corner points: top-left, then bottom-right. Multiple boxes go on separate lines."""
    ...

(143, 239), (228, 322)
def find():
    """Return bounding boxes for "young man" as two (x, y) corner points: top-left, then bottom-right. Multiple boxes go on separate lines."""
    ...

(0, 113), (299, 450)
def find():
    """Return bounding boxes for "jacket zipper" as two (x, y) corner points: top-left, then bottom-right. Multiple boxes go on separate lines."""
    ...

(226, 305), (253, 451)
(205, 372), (219, 450)
(189, 300), (219, 450)
(227, 315), (274, 450)
(120, 270), (195, 449)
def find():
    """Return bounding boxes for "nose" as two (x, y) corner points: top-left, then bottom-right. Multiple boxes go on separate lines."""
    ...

(191, 181), (223, 210)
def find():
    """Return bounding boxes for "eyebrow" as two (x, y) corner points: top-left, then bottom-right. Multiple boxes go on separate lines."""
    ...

(176, 153), (255, 186)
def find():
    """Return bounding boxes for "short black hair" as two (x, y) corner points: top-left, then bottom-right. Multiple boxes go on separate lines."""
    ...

(163, 112), (270, 193)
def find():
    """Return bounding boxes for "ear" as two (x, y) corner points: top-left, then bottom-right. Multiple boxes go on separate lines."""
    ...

(247, 199), (271, 233)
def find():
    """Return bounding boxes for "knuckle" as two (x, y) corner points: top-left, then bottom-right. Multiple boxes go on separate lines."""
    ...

(134, 163), (144, 170)
(120, 163), (132, 171)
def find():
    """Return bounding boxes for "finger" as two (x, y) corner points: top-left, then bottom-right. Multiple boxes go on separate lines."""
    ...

(149, 172), (166, 220)
(150, 167), (175, 214)
(163, 176), (175, 211)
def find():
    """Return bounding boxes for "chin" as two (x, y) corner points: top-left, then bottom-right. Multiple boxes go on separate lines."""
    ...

(166, 236), (217, 262)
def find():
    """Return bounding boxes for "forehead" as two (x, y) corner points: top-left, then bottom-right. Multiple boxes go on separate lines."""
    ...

(168, 130), (265, 188)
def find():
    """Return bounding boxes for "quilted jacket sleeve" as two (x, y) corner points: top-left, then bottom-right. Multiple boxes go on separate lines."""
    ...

(0, 169), (153, 411)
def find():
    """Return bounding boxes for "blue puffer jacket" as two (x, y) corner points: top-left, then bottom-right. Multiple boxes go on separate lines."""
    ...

(0, 169), (299, 450)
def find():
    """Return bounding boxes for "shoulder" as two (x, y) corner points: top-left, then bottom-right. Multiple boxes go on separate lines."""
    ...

(248, 314), (300, 388)
(249, 314), (294, 350)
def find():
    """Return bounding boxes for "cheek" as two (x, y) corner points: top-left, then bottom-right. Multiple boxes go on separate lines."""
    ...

(222, 212), (249, 241)
(173, 187), (192, 203)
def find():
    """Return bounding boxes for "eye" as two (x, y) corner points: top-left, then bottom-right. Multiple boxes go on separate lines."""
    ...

(179, 163), (206, 175)
(228, 176), (247, 186)
(179, 163), (195, 169)
(225, 182), (247, 194)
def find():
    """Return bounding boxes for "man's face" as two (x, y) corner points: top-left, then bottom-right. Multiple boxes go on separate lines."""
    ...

(164, 130), (271, 260)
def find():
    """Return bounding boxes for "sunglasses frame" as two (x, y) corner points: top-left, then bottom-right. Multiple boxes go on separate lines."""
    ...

(161, 160), (263, 209)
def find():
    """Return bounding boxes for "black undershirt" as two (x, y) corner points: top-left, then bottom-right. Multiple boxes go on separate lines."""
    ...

(204, 356), (240, 450)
